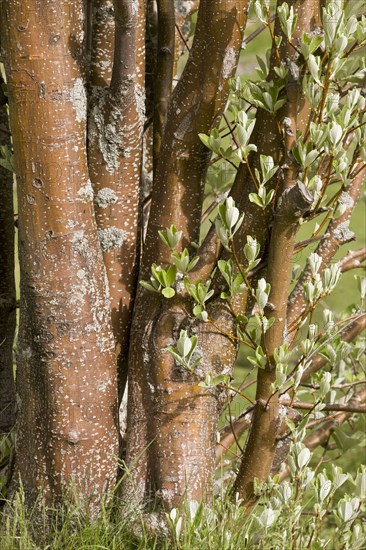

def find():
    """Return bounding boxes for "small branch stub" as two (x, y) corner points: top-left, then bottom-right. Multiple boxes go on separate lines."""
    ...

(276, 181), (314, 223)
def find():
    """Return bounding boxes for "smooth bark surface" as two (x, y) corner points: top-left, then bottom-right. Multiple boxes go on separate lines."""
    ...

(232, 0), (321, 505)
(153, 0), (175, 171)
(88, 0), (145, 401)
(1, 0), (118, 508)
(125, 0), (248, 510)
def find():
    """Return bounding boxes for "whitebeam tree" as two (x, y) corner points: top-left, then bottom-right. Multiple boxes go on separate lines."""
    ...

(0, 0), (366, 537)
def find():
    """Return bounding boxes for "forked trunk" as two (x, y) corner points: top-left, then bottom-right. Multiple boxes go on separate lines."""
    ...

(124, 0), (248, 511)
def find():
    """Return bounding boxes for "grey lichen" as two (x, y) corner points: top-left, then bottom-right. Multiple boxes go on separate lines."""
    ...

(333, 220), (355, 243)
(77, 180), (94, 202)
(94, 187), (118, 208)
(174, 112), (193, 141)
(66, 219), (78, 229)
(119, 382), (128, 439)
(338, 191), (354, 210)
(222, 47), (237, 80)
(72, 78), (87, 123)
(131, 0), (139, 17)
(97, 226), (126, 252)
(135, 82), (146, 129)
(89, 88), (124, 173)
(174, 0), (195, 19)
(97, 0), (114, 21)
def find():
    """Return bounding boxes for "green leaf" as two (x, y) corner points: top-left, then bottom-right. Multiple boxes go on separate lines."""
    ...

(0, 145), (15, 172)
(165, 265), (177, 287)
(158, 225), (183, 250)
(162, 287), (175, 299)
(198, 133), (210, 149)
(338, 500), (354, 523)
(308, 54), (322, 85)
(249, 193), (264, 208)
(297, 447), (311, 469)
(177, 330), (192, 357)
(139, 280), (159, 293)
(355, 468), (366, 499)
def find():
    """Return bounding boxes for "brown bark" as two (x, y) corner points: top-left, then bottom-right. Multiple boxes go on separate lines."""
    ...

(88, 0), (115, 89)
(87, 0), (145, 401)
(216, 409), (253, 465)
(216, 313), (366, 464)
(232, 0), (321, 506)
(302, 387), (366, 449)
(338, 248), (366, 273)
(143, 0), (248, 269)
(173, 1), (198, 75)
(125, 0), (248, 511)
(153, 0), (175, 171)
(1, 0), (118, 510)
(232, 183), (313, 505)
(0, 73), (16, 437)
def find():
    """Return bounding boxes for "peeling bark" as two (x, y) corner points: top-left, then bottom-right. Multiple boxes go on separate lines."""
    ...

(1, 0), (118, 510)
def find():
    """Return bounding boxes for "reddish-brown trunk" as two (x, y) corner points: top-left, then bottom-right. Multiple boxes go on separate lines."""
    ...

(2, 0), (118, 509)
(125, 0), (248, 510)
(232, 0), (321, 506)
(87, 0), (145, 402)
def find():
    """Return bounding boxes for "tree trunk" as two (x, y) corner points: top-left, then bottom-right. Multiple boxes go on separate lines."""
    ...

(232, 0), (321, 506)
(87, 0), (145, 403)
(124, 0), (248, 511)
(1, 0), (118, 510)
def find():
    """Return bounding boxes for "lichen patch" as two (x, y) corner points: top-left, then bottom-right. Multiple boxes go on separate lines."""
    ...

(97, 226), (126, 252)
(72, 78), (87, 123)
(333, 220), (355, 243)
(77, 180), (94, 202)
(222, 47), (237, 80)
(94, 187), (118, 208)
(338, 191), (354, 209)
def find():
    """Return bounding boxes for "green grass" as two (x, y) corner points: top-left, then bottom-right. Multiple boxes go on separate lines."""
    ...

(0, 486), (254, 550)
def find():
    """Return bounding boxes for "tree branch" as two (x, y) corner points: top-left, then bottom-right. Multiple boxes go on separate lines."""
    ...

(126, 0), (249, 511)
(338, 247), (366, 273)
(301, 313), (366, 381)
(288, 163), (366, 327)
(283, 399), (366, 414)
(142, 0), (248, 272)
(278, 386), (366, 482)
(0, 72), (16, 438)
(153, 0), (175, 171)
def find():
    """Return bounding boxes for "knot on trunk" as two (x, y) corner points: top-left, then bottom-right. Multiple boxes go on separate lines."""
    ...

(276, 181), (313, 224)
